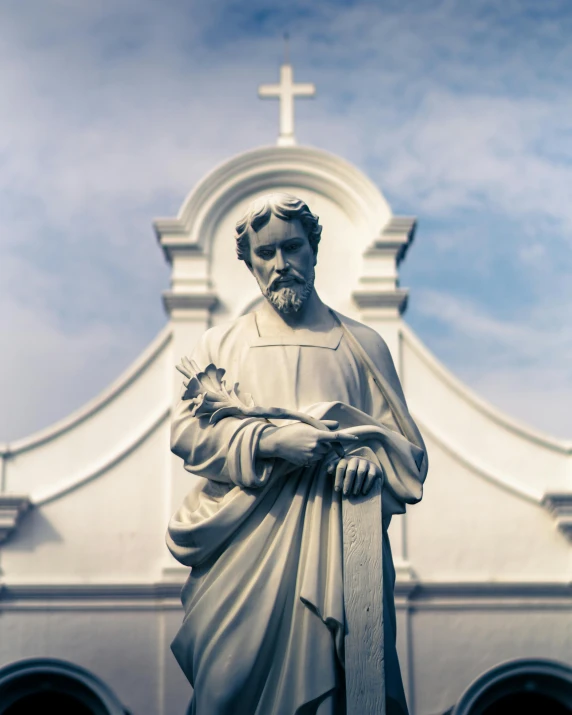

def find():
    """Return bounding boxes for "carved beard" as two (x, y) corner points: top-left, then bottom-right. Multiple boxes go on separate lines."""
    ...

(262, 269), (315, 314)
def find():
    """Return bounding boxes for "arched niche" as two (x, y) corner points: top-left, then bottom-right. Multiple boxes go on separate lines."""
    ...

(0, 659), (128, 715)
(154, 145), (397, 323)
(452, 658), (572, 715)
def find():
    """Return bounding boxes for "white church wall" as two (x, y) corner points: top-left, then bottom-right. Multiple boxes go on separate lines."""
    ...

(407, 435), (570, 582)
(3, 421), (171, 582)
(401, 326), (570, 497)
(410, 609), (572, 715)
(5, 328), (172, 499)
(0, 609), (167, 714)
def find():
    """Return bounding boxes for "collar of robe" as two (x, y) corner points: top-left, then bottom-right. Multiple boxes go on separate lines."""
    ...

(247, 311), (343, 349)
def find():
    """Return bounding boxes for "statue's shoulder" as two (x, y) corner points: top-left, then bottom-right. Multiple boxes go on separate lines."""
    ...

(195, 314), (253, 362)
(333, 309), (404, 398)
(333, 310), (392, 364)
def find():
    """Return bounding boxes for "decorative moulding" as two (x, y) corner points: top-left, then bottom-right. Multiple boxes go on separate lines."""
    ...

(352, 288), (409, 315)
(32, 405), (170, 507)
(542, 493), (572, 541)
(401, 324), (572, 455)
(368, 216), (417, 266)
(0, 495), (31, 544)
(352, 216), (416, 318)
(413, 415), (542, 505)
(4, 327), (172, 457)
(153, 144), (392, 256)
(1, 581), (569, 612)
(162, 291), (219, 315)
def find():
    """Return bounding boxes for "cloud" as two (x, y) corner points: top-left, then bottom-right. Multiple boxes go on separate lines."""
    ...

(1, 0), (571, 439)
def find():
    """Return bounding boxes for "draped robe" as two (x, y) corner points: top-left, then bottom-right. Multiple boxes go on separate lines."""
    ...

(167, 310), (428, 715)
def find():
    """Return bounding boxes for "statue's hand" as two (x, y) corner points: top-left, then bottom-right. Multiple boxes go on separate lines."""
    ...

(327, 456), (383, 496)
(258, 423), (358, 468)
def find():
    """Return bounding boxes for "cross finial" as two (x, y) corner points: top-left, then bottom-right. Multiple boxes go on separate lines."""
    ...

(258, 41), (316, 147)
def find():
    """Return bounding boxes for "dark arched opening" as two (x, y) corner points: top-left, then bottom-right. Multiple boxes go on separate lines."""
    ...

(0, 659), (127, 715)
(4, 690), (95, 715)
(453, 659), (572, 715)
(481, 691), (570, 714)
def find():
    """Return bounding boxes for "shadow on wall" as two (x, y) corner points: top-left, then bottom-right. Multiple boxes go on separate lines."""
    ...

(3, 508), (63, 553)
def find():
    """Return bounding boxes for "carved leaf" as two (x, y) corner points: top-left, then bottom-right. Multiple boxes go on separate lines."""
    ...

(176, 359), (257, 420)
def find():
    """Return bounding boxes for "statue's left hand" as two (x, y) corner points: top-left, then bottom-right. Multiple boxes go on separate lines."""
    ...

(327, 457), (383, 496)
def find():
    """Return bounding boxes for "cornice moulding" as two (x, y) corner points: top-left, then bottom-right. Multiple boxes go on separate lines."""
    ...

(401, 324), (572, 455)
(153, 145), (392, 255)
(374, 216), (417, 265)
(6, 327), (172, 456)
(352, 289), (409, 313)
(162, 291), (219, 314)
(1, 580), (569, 612)
(0, 495), (31, 544)
(413, 414), (542, 504)
(542, 493), (572, 541)
(32, 405), (170, 507)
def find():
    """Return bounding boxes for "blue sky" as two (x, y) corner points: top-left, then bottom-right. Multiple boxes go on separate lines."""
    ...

(1, 0), (571, 441)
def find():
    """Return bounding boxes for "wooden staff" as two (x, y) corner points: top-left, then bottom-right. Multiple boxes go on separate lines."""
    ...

(343, 478), (385, 714)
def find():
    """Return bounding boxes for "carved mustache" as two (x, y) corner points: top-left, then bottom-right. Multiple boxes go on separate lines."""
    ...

(269, 273), (307, 291)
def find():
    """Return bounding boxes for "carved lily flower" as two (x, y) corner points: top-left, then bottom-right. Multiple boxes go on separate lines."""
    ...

(175, 358), (356, 458)
(177, 358), (255, 422)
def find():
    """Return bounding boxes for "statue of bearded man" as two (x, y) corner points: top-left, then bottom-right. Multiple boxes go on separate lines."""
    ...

(167, 193), (428, 715)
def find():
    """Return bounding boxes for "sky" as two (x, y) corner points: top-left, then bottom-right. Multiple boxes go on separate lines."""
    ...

(1, 0), (571, 442)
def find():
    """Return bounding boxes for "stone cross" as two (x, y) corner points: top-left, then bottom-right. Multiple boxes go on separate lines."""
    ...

(258, 54), (316, 147)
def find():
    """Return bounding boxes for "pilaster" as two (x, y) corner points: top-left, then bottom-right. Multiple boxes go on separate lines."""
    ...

(154, 223), (220, 578)
(352, 216), (416, 374)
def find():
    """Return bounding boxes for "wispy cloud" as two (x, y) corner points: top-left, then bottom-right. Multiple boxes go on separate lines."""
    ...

(1, 0), (571, 439)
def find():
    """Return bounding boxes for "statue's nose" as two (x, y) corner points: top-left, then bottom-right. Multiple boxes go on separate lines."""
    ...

(275, 251), (289, 273)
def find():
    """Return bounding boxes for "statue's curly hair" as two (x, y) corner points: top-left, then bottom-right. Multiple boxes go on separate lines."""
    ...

(234, 193), (322, 265)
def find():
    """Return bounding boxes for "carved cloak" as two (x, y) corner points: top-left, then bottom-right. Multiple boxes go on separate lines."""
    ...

(167, 311), (428, 715)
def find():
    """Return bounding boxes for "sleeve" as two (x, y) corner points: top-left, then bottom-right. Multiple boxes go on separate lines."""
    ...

(337, 321), (429, 514)
(170, 331), (275, 489)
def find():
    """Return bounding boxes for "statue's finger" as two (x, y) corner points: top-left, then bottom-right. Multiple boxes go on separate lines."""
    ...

(317, 431), (358, 442)
(334, 459), (347, 492)
(363, 463), (379, 495)
(343, 457), (359, 495)
(325, 454), (340, 475)
(353, 459), (369, 495)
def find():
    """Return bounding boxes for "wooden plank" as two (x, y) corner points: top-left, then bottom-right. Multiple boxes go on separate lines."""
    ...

(342, 479), (385, 715)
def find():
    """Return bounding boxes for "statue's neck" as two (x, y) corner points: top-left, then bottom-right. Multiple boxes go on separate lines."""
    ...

(256, 290), (334, 337)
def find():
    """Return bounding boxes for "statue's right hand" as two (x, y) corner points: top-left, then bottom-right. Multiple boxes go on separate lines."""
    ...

(258, 423), (357, 467)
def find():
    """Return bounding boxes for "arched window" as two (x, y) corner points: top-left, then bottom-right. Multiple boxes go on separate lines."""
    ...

(0, 659), (128, 715)
(452, 658), (572, 715)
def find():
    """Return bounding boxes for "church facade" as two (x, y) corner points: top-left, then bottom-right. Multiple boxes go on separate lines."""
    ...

(0, 65), (571, 715)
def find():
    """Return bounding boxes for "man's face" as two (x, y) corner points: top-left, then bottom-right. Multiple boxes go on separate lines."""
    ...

(247, 214), (316, 314)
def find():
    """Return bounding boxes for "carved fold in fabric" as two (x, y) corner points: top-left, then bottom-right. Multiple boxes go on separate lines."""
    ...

(167, 312), (428, 715)
(176, 355), (348, 456)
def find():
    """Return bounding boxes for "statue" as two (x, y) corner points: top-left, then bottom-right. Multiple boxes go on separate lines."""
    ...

(167, 193), (428, 715)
